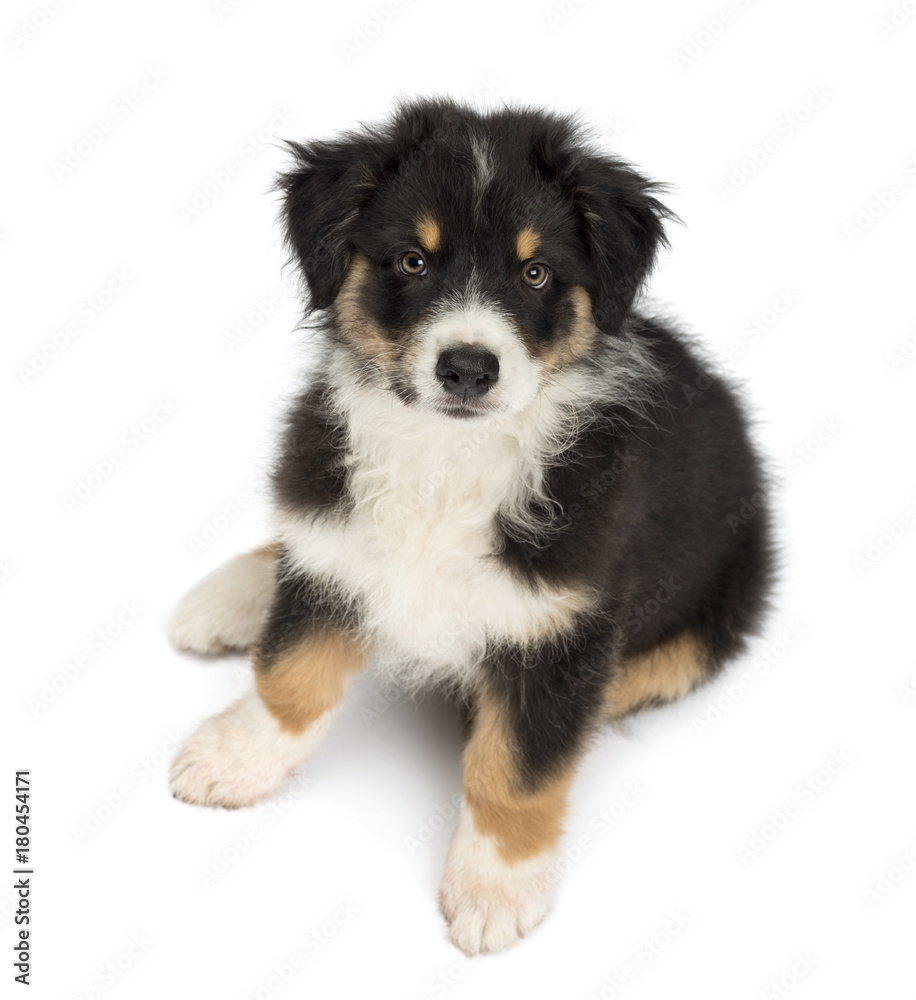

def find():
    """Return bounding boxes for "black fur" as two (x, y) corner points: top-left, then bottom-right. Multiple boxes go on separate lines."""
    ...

(254, 556), (358, 668)
(492, 317), (773, 782)
(498, 316), (772, 660)
(271, 379), (351, 515)
(484, 626), (618, 791)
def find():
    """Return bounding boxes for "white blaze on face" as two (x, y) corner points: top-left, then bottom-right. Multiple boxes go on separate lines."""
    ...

(412, 292), (542, 415)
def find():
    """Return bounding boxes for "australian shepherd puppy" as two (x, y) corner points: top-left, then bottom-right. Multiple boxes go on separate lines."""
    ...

(168, 98), (773, 955)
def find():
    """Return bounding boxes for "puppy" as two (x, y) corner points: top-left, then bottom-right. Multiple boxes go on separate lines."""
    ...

(168, 98), (773, 955)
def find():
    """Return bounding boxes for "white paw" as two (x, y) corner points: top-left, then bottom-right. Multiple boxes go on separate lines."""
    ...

(168, 550), (276, 655)
(170, 690), (332, 809)
(439, 805), (556, 955)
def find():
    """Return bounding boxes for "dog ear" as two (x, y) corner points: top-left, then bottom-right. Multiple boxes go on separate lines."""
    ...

(276, 138), (379, 312)
(573, 155), (674, 335)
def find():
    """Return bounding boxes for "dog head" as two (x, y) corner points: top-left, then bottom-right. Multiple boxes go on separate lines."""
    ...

(278, 99), (672, 419)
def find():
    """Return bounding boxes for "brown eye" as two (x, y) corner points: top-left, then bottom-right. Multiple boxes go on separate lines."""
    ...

(397, 251), (427, 276)
(522, 262), (550, 289)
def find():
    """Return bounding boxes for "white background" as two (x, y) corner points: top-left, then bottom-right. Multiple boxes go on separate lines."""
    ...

(4, 0), (915, 997)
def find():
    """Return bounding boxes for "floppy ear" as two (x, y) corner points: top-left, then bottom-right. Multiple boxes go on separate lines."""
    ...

(276, 138), (379, 312)
(573, 155), (674, 336)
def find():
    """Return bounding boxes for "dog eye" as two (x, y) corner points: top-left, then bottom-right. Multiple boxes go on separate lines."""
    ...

(522, 262), (550, 290)
(397, 251), (428, 276)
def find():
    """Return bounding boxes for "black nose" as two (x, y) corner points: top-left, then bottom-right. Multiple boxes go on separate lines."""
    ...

(435, 347), (500, 398)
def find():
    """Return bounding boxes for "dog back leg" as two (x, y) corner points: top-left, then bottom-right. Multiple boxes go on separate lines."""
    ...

(603, 631), (709, 719)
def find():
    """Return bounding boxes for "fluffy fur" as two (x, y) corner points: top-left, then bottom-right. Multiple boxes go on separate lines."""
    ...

(169, 98), (773, 955)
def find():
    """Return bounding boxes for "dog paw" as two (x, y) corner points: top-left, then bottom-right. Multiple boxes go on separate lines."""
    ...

(170, 691), (327, 809)
(168, 550), (276, 655)
(439, 809), (555, 955)
(169, 722), (287, 810)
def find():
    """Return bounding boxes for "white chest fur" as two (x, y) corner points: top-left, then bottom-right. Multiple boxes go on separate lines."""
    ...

(275, 380), (590, 691)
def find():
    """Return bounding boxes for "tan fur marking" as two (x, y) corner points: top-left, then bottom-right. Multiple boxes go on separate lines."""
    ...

(255, 632), (369, 734)
(604, 632), (708, 719)
(516, 225), (540, 262)
(253, 542), (280, 560)
(536, 286), (599, 371)
(416, 215), (441, 253)
(462, 689), (575, 863)
(334, 254), (400, 372)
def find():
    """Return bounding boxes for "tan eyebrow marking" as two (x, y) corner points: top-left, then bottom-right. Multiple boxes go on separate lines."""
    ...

(516, 225), (540, 261)
(416, 215), (441, 253)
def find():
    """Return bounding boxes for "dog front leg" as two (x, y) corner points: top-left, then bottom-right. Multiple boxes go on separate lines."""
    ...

(170, 566), (368, 808)
(440, 637), (607, 955)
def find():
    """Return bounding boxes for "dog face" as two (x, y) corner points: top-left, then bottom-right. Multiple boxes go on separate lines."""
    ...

(279, 99), (671, 419)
